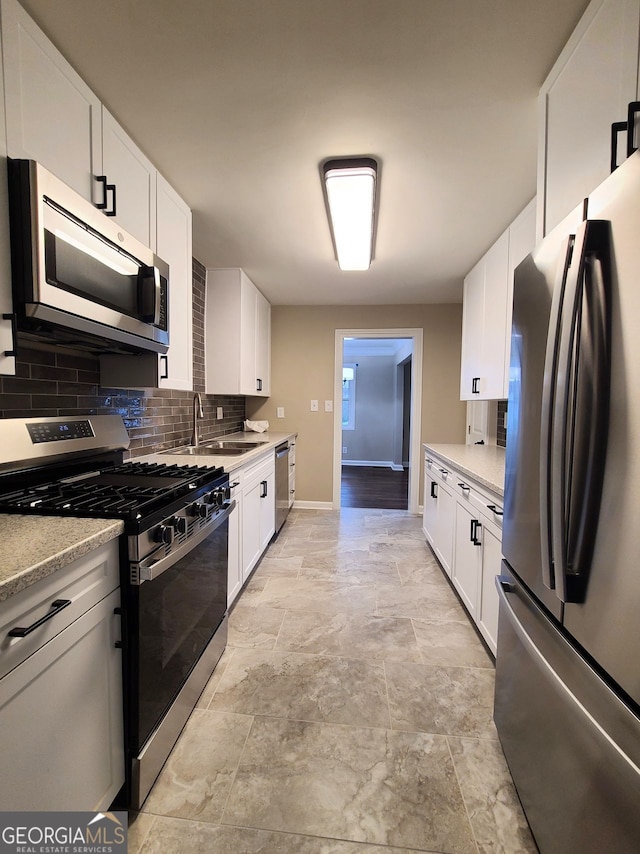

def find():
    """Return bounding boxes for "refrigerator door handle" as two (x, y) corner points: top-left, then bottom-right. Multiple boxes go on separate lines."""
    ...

(550, 220), (611, 603)
(540, 235), (575, 590)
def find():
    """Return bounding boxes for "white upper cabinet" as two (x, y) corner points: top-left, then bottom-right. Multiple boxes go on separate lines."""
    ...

(1, 0), (101, 203)
(460, 199), (536, 401)
(205, 268), (271, 397)
(156, 173), (193, 391)
(538, 0), (640, 237)
(101, 108), (157, 249)
(1, 0), (162, 252)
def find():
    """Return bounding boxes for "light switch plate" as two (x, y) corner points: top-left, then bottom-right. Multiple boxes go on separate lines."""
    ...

(310, 400), (319, 411)
(276, 406), (285, 418)
(324, 400), (333, 412)
(216, 406), (223, 420)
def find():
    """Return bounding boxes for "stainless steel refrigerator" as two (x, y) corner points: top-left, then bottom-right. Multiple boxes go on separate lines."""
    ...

(495, 150), (640, 852)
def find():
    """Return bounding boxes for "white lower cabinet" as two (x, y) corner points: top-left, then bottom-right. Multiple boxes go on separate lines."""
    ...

(453, 502), (482, 619)
(227, 451), (277, 607)
(0, 540), (124, 810)
(422, 458), (455, 577)
(423, 450), (503, 654)
(227, 474), (243, 606)
(242, 453), (275, 580)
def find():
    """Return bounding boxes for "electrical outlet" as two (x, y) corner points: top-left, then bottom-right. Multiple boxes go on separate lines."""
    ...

(276, 406), (285, 418)
(310, 400), (319, 411)
(324, 400), (333, 412)
(342, 446), (347, 454)
(216, 406), (223, 420)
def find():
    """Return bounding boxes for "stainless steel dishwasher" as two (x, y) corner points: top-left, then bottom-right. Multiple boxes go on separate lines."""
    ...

(275, 441), (290, 533)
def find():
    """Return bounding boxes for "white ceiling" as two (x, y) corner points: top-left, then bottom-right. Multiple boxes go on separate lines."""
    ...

(20, 0), (589, 306)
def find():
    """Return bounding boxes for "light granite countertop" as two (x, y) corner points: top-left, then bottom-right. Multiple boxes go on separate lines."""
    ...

(423, 443), (506, 496)
(138, 430), (298, 472)
(0, 516), (123, 603)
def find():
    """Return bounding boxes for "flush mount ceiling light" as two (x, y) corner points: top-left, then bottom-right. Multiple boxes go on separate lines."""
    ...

(322, 157), (378, 271)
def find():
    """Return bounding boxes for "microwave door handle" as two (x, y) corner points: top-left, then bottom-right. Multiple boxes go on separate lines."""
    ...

(139, 266), (162, 324)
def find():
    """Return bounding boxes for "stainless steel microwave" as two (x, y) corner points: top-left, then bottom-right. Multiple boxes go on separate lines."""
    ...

(8, 159), (169, 354)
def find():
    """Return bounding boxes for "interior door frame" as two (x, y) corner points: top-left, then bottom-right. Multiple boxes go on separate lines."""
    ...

(333, 328), (423, 513)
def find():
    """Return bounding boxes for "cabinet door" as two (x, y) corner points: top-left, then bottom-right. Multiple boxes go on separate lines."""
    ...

(259, 466), (276, 549)
(255, 288), (271, 396)
(239, 274), (258, 395)
(1, 0), (101, 202)
(156, 173), (193, 391)
(434, 479), (455, 577)
(242, 480), (262, 581)
(481, 231), (510, 399)
(422, 465), (438, 550)
(460, 259), (484, 400)
(466, 401), (489, 445)
(0, 588), (124, 810)
(478, 522), (501, 654)
(452, 502), (482, 619)
(227, 495), (242, 606)
(101, 108), (157, 248)
(538, 0), (640, 236)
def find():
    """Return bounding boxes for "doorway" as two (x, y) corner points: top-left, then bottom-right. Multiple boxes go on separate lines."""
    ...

(333, 329), (423, 513)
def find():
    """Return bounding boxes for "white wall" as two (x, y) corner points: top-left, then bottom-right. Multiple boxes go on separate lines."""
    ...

(342, 354), (396, 463)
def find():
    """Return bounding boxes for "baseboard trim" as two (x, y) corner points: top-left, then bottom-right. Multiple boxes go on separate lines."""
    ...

(342, 460), (404, 469)
(293, 500), (333, 510)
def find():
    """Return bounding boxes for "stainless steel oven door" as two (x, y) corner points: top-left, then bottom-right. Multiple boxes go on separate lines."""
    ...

(129, 501), (232, 808)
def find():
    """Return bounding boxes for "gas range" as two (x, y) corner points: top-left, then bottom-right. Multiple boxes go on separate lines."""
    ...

(0, 415), (230, 571)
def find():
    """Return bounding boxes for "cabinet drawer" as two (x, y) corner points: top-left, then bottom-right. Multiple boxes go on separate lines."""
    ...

(452, 477), (503, 528)
(242, 451), (275, 492)
(0, 539), (119, 680)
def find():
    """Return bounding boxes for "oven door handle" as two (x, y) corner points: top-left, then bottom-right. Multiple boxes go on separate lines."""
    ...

(131, 500), (235, 585)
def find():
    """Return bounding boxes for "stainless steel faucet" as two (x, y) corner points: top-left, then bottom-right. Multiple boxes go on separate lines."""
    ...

(191, 392), (204, 446)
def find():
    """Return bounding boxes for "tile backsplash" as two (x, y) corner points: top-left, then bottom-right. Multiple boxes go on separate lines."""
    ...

(0, 259), (246, 458)
(496, 400), (507, 447)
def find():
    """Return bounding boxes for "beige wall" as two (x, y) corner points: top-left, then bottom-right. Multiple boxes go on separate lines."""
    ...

(246, 304), (466, 504)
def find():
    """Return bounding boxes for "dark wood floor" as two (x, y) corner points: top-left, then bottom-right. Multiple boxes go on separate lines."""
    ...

(340, 465), (409, 509)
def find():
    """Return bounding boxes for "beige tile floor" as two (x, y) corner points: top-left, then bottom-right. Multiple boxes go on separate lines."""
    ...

(129, 508), (537, 854)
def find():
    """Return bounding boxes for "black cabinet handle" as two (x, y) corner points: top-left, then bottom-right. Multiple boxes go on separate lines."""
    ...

(95, 175), (116, 216)
(430, 481), (438, 499)
(260, 480), (268, 498)
(457, 482), (470, 492)
(159, 355), (169, 380)
(470, 519), (482, 546)
(8, 599), (71, 638)
(256, 378), (263, 391)
(611, 120), (628, 172)
(472, 377), (480, 394)
(627, 101), (640, 157)
(439, 468), (449, 477)
(487, 503), (503, 516)
(2, 312), (17, 357)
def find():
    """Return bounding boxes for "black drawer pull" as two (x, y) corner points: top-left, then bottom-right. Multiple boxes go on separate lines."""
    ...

(457, 482), (470, 492)
(8, 599), (72, 638)
(439, 468), (449, 476)
(487, 504), (504, 516)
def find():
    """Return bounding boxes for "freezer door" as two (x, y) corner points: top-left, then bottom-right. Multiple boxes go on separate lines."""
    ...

(495, 565), (640, 853)
(560, 151), (640, 706)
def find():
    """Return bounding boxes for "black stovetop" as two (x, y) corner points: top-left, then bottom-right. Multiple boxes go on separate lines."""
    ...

(0, 460), (225, 524)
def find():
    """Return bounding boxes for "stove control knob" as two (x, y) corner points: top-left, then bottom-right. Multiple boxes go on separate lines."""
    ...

(211, 488), (225, 507)
(155, 523), (175, 546)
(174, 516), (188, 535)
(187, 501), (208, 518)
(204, 489), (223, 506)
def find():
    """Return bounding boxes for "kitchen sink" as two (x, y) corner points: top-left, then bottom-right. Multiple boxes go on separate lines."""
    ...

(161, 440), (268, 456)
